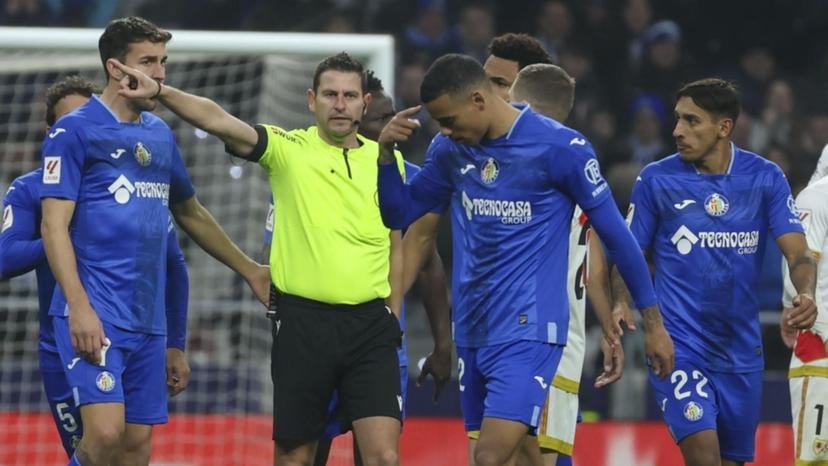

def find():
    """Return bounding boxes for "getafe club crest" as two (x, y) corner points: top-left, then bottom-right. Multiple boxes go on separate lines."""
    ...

(480, 157), (499, 184)
(704, 193), (729, 217)
(134, 142), (152, 167)
(683, 401), (703, 421)
(96, 371), (116, 393)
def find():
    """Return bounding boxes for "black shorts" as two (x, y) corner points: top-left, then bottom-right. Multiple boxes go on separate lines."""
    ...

(269, 290), (402, 441)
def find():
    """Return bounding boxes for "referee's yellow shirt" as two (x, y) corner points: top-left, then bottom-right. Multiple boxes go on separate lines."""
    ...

(252, 124), (405, 305)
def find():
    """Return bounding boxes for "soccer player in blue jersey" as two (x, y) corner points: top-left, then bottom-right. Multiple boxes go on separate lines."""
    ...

(621, 78), (818, 466)
(38, 18), (269, 466)
(1, 75), (192, 460)
(376, 53), (674, 466)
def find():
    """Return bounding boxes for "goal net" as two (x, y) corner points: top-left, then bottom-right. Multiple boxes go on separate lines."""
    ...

(0, 27), (393, 466)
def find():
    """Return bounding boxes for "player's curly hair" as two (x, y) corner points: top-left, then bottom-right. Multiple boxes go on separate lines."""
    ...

(313, 52), (366, 92)
(676, 78), (740, 123)
(488, 33), (553, 70)
(99, 16), (171, 79)
(44, 75), (99, 126)
(365, 69), (384, 94)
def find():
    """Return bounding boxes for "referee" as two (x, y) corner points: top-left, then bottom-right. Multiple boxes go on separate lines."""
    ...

(114, 53), (405, 466)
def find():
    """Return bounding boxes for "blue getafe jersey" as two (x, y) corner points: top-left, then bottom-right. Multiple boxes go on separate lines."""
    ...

(629, 144), (803, 372)
(39, 96), (195, 334)
(1, 169), (57, 350)
(417, 107), (613, 348)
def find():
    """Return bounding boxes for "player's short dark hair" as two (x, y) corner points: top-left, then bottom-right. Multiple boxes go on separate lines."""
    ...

(45, 75), (99, 126)
(511, 64), (575, 121)
(313, 52), (366, 92)
(488, 33), (553, 70)
(365, 69), (384, 94)
(421, 53), (488, 104)
(676, 78), (740, 122)
(99, 16), (171, 79)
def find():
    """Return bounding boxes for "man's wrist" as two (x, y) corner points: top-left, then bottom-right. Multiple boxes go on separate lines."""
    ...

(152, 80), (163, 99)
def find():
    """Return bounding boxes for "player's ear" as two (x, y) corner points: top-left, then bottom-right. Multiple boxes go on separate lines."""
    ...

(307, 88), (316, 112)
(363, 92), (373, 112)
(719, 117), (734, 138)
(471, 91), (486, 110)
(106, 58), (125, 82)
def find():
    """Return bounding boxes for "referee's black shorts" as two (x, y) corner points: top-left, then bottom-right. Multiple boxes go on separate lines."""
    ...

(269, 289), (402, 442)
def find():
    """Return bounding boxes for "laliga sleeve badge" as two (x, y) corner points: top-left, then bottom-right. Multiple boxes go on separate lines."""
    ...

(96, 371), (116, 393)
(683, 401), (703, 421)
(2, 205), (12, 233)
(813, 437), (828, 457)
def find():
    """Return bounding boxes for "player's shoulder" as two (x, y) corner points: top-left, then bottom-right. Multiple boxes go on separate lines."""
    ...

(4, 169), (41, 204)
(798, 176), (828, 208)
(637, 153), (683, 180)
(140, 111), (172, 131)
(734, 146), (783, 176)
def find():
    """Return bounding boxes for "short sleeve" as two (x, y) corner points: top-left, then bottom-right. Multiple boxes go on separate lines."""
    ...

(627, 171), (659, 251)
(795, 186), (828, 257)
(169, 142), (195, 204)
(39, 125), (85, 201)
(255, 125), (289, 173)
(766, 164), (804, 239)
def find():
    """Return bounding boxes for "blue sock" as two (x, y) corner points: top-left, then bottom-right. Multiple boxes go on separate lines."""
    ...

(68, 452), (83, 466)
(556, 455), (572, 466)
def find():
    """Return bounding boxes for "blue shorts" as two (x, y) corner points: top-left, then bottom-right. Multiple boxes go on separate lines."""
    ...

(53, 317), (168, 425)
(649, 358), (762, 462)
(39, 343), (82, 458)
(458, 340), (563, 434)
(322, 364), (408, 440)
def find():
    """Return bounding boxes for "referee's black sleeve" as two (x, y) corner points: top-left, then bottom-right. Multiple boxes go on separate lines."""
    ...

(225, 124), (268, 162)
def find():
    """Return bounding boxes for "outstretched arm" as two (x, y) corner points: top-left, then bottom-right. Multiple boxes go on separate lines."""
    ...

(111, 59), (258, 157)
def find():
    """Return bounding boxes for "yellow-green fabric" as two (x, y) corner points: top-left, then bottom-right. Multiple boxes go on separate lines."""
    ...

(256, 124), (404, 304)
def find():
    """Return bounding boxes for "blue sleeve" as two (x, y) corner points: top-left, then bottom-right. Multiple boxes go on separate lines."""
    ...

(263, 200), (274, 247)
(165, 222), (189, 350)
(0, 183), (46, 277)
(405, 161), (448, 215)
(39, 124), (85, 201)
(378, 138), (453, 229)
(585, 196), (658, 309)
(169, 141), (195, 204)
(766, 164), (804, 238)
(627, 172), (659, 251)
(552, 140), (612, 210)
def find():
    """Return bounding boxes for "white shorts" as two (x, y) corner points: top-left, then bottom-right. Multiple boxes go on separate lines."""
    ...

(790, 363), (828, 464)
(537, 383), (579, 456)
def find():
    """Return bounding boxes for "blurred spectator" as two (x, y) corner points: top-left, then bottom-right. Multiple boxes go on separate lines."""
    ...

(624, 93), (669, 166)
(534, 0), (574, 62)
(622, 0), (654, 70)
(633, 20), (696, 125)
(2, 0), (51, 25)
(722, 47), (777, 117)
(584, 107), (626, 172)
(456, 3), (494, 64)
(765, 143), (793, 181)
(320, 8), (358, 33)
(731, 111), (757, 151)
(792, 112), (828, 188)
(748, 79), (798, 154)
(399, 0), (463, 67)
(558, 41), (607, 132)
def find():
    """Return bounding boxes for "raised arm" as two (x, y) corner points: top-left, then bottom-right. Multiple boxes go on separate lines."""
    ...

(41, 198), (106, 363)
(170, 196), (270, 306)
(111, 59), (258, 157)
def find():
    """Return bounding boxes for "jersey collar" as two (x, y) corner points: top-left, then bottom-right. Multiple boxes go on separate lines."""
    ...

(91, 95), (144, 125)
(692, 141), (736, 175)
